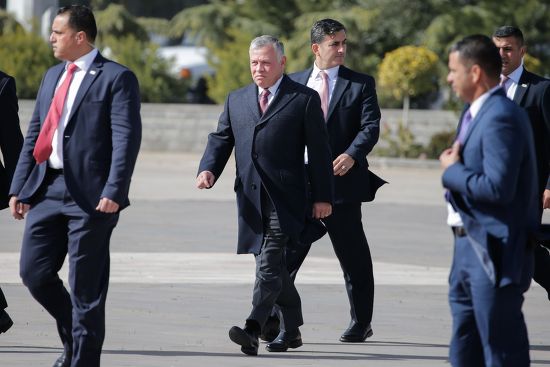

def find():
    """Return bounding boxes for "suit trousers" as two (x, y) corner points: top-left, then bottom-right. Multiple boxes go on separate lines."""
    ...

(533, 205), (550, 298)
(19, 172), (118, 367)
(247, 191), (303, 331)
(286, 202), (374, 324)
(449, 236), (531, 367)
(534, 244), (550, 299)
(0, 287), (7, 309)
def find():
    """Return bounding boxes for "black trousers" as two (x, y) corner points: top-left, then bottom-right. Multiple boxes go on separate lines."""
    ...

(286, 202), (374, 325)
(533, 203), (550, 299)
(19, 173), (118, 367)
(247, 191), (303, 332)
(534, 245), (550, 299)
(0, 287), (7, 310)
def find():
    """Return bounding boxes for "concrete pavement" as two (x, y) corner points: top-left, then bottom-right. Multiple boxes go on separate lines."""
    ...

(1, 152), (549, 366)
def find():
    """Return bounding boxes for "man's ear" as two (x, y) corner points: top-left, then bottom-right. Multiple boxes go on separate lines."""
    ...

(470, 64), (482, 83)
(311, 43), (319, 56)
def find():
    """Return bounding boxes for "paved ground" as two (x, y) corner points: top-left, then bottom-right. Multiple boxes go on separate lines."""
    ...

(1, 152), (549, 367)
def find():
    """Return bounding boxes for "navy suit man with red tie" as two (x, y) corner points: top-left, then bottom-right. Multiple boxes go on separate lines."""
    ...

(262, 19), (384, 344)
(492, 26), (550, 301)
(9, 5), (141, 367)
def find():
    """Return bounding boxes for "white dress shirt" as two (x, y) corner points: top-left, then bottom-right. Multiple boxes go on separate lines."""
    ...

(49, 48), (99, 168)
(501, 64), (524, 100)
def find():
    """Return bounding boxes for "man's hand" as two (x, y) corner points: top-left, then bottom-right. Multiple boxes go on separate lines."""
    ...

(312, 202), (332, 219)
(439, 141), (461, 169)
(196, 171), (216, 189)
(96, 197), (120, 213)
(543, 189), (550, 209)
(9, 196), (29, 220)
(333, 153), (355, 176)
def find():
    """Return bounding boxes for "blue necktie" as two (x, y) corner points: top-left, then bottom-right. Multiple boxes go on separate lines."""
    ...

(456, 110), (472, 144)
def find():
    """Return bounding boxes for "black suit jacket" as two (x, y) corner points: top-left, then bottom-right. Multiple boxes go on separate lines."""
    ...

(0, 71), (23, 209)
(290, 65), (386, 204)
(514, 69), (550, 194)
(198, 75), (334, 254)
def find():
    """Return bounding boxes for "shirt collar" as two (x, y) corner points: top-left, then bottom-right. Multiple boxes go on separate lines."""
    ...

(503, 64), (524, 85)
(68, 48), (98, 73)
(258, 75), (284, 97)
(469, 85), (502, 118)
(312, 63), (340, 81)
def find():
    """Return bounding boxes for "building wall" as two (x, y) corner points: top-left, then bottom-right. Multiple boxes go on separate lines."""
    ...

(17, 100), (459, 153)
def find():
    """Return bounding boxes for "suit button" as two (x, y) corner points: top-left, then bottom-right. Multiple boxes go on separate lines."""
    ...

(252, 153), (258, 159)
(251, 183), (257, 190)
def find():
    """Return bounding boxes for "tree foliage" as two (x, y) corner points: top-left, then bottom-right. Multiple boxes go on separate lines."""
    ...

(101, 35), (187, 103)
(204, 28), (255, 103)
(94, 5), (190, 103)
(378, 46), (439, 102)
(0, 28), (56, 98)
(94, 4), (149, 46)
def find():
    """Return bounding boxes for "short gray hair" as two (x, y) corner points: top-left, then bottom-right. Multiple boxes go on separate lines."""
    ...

(250, 35), (285, 61)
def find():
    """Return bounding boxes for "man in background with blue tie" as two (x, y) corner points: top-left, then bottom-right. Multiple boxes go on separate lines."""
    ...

(440, 34), (537, 367)
(8, 5), (141, 367)
(492, 26), (550, 302)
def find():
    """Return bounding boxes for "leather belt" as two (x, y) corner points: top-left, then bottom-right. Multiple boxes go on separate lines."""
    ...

(47, 167), (64, 175)
(452, 226), (467, 237)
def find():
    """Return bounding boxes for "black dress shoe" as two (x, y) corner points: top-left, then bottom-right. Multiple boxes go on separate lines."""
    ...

(0, 310), (13, 334)
(229, 326), (259, 356)
(52, 350), (72, 367)
(259, 315), (280, 342)
(339, 321), (373, 343)
(266, 329), (302, 352)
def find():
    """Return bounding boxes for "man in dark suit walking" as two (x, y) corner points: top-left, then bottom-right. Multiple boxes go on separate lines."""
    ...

(8, 5), (141, 367)
(492, 26), (550, 300)
(196, 35), (333, 355)
(270, 18), (384, 343)
(440, 34), (537, 367)
(0, 70), (23, 335)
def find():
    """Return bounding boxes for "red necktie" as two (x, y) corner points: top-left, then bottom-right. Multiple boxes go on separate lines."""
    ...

(33, 63), (78, 164)
(260, 89), (270, 115)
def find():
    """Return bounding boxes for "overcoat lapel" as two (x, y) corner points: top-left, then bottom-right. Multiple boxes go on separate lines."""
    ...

(256, 75), (298, 126)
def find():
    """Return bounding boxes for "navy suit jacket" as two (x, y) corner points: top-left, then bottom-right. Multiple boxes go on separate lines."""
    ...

(10, 52), (142, 215)
(290, 65), (385, 203)
(0, 71), (23, 209)
(443, 89), (538, 287)
(198, 75), (334, 254)
(513, 69), (550, 194)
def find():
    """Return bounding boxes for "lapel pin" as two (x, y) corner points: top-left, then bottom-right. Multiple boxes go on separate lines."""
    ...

(521, 84), (527, 87)
(89, 70), (97, 75)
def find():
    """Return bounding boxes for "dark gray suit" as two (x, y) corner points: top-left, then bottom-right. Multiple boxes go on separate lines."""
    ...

(288, 65), (384, 326)
(198, 74), (333, 330)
